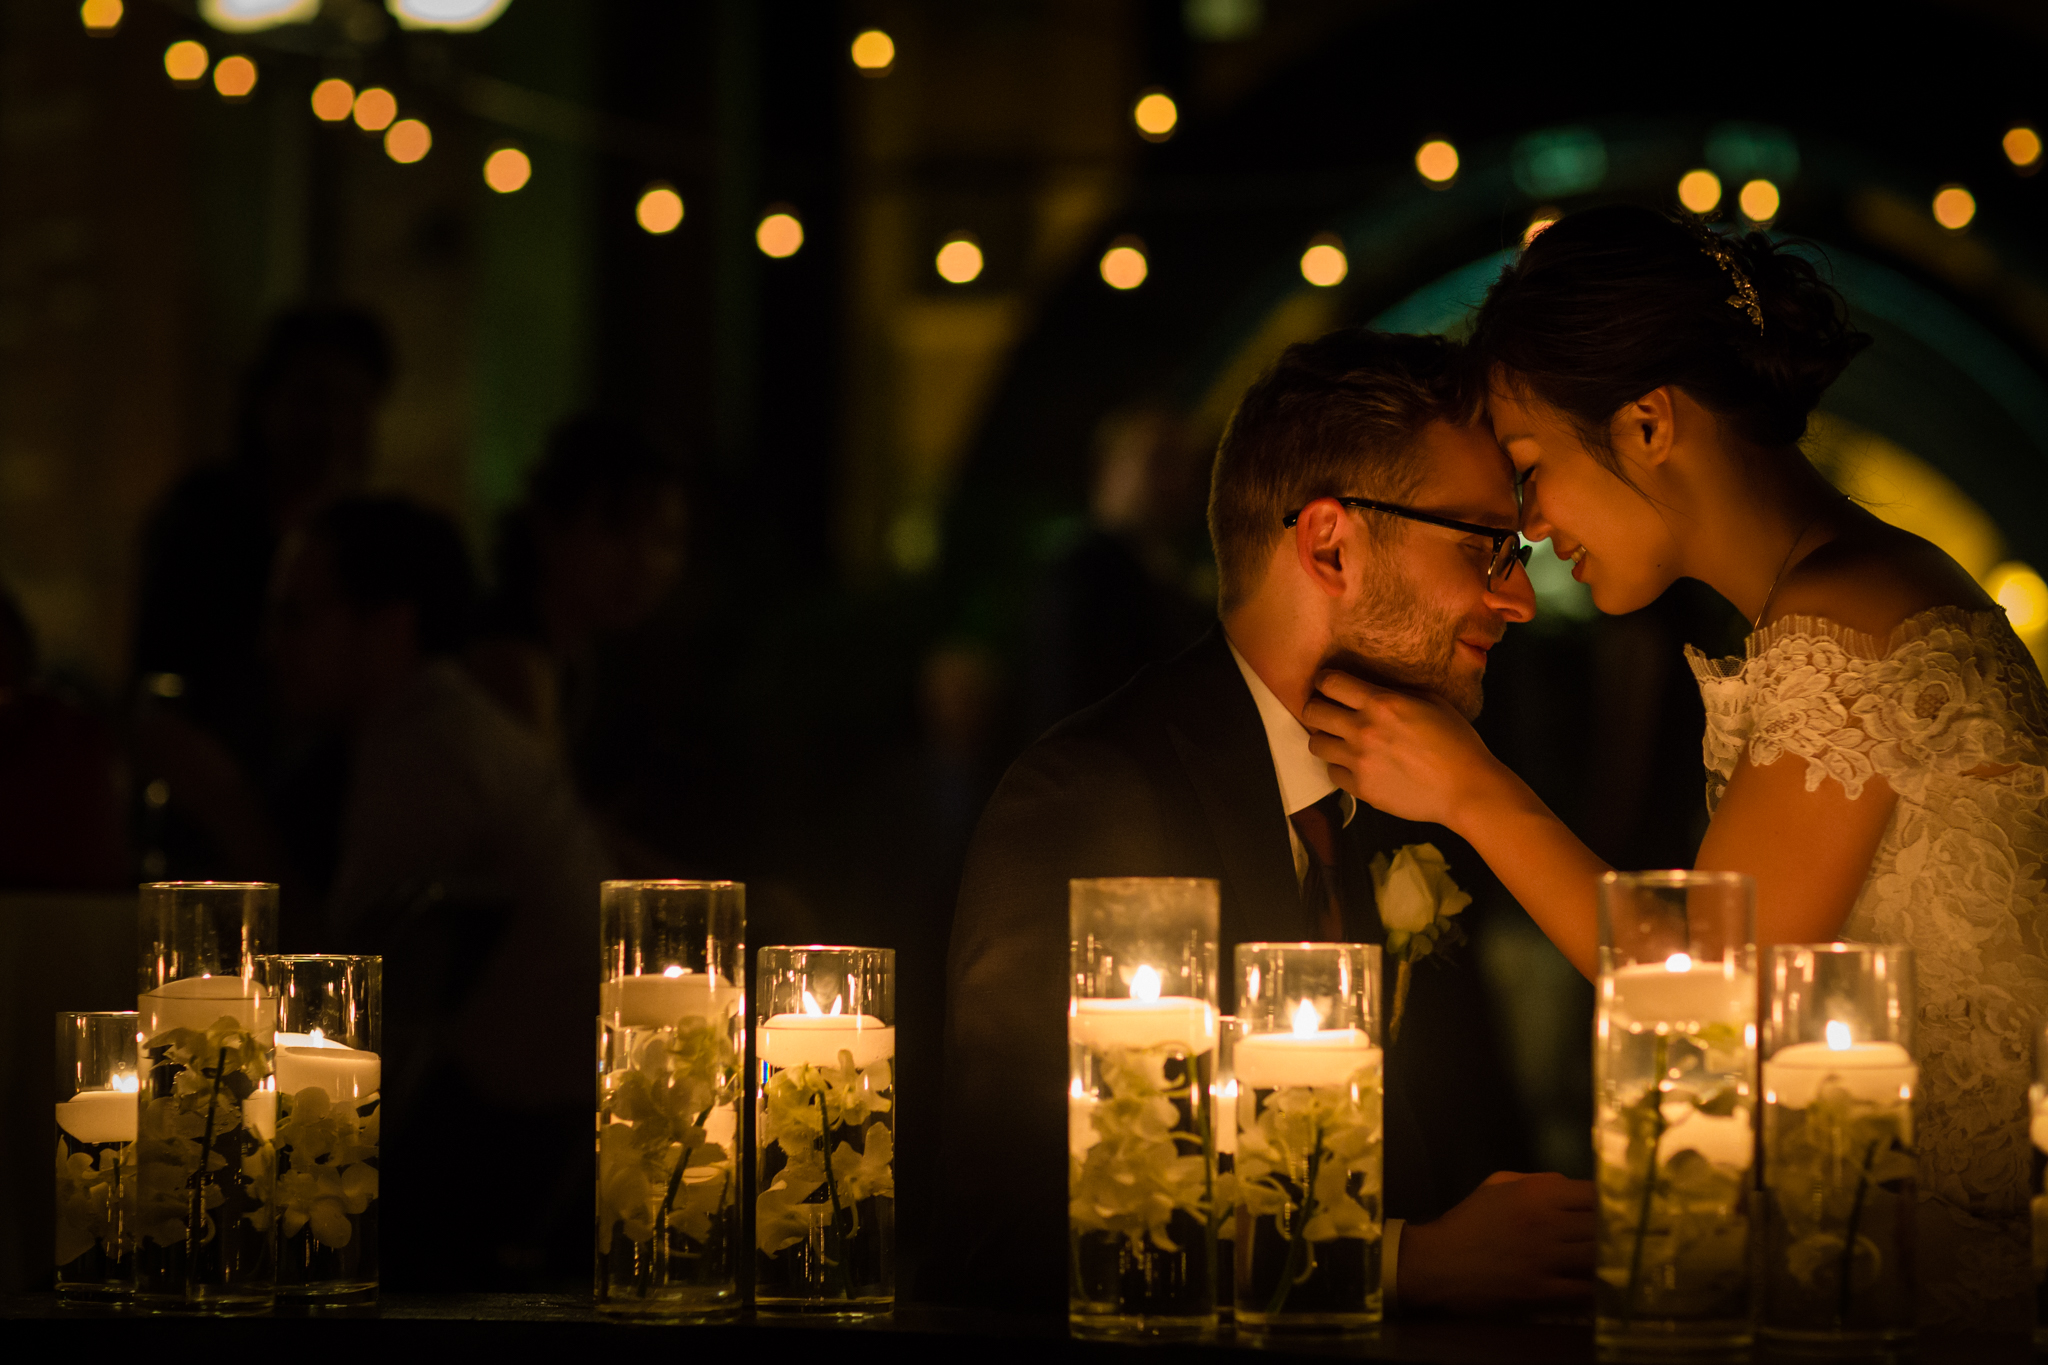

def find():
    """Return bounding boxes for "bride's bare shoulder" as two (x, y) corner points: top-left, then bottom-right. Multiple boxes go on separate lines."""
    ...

(1763, 520), (1993, 639)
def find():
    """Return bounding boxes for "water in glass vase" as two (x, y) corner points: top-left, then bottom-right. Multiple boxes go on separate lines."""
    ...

(131, 1015), (278, 1312)
(273, 1087), (379, 1302)
(1594, 968), (1754, 1355)
(1232, 1068), (1382, 1331)
(1068, 1041), (1215, 1335)
(755, 1051), (895, 1313)
(595, 1018), (742, 1317)
(54, 1111), (132, 1302)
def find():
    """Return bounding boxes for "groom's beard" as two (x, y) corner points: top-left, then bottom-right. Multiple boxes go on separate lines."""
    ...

(1328, 565), (1482, 721)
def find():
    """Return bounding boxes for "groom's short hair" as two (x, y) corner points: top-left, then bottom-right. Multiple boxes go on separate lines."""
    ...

(1207, 329), (1474, 613)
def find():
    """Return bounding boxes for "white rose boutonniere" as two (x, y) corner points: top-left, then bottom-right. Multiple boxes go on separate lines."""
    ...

(1368, 842), (1469, 1048)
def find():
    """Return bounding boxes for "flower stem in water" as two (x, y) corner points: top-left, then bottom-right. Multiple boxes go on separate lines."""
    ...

(1265, 1119), (1325, 1317)
(185, 1045), (229, 1280)
(1837, 1138), (1883, 1327)
(1623, 1033), (1670, 1323)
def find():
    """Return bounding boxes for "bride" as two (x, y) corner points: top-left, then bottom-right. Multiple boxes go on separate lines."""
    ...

(1304, 204), (2048, 1326)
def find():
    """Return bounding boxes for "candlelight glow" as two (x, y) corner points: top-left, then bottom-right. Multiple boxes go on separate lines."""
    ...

(385, 119), (431, 164)
(1677, 168), (1722, 214)
(311, 78), (355, 122)
(200, 0), (316, 32)
(113, 1071), (138, 1093)
(1931, 185), (1976, 231)
(1988, 562), (2048, 631)
(800, 989), (844, 1016)
(1738, 178), (1780, 222)
(850, 29), (895, 74)
(352, 87), (397, 132)
(636, 186), (684, 234)
(662, 964), (683, 978)
(483, 146), (531, 193)
(1291, 999), (1320, 1036)
(1664, 952), (1693, 973)
(757, 211), (804, 258)
(164, 40), (210, 84)
(935, 236), (984, 284)
(81, 0), (123, 33)
(1825, 1020), (1852, 1051)
(213, 55), (257, 99)
(1415, 139), (1459, 183)
(388, 0), (513, 31)
(1134, 90), (1178, 141)
(1131, 964), (1162, 1003)
(2005, 126), (2042, 169)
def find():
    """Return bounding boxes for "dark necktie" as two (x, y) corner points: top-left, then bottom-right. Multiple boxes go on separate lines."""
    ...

(1289, 791), (1348, 942)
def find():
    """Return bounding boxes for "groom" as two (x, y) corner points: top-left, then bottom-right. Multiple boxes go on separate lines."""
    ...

(928, 329), (1595, 1312)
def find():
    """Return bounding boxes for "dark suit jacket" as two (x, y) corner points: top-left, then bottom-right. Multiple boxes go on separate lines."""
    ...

(925, 626), (1527, 1308)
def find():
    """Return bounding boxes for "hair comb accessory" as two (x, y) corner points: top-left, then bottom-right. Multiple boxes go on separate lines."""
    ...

(1697, 232), (1765, 333)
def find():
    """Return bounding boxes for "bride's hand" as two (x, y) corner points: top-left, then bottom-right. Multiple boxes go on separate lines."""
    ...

(1304, 669), (1504, 829)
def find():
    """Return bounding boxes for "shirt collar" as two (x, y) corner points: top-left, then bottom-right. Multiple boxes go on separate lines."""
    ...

(1225, 635), (1356, 826)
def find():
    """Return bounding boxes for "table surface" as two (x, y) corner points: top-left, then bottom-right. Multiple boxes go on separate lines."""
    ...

(0, 1295), (2035, 1363)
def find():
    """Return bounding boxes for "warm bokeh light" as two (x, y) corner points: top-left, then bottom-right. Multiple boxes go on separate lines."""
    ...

(1299, 234), (1347, 287)
(80, 0), (122, 32)
(164, 40), (210, 84)
(636, 185), (684, 234)
(1931, 184), (1976, 230)
(352, 87), (397, 132)
(2005, 126), (2042, 169)
(1989, 562), (2048, 632)
(1100, 237), (1148, 290)
(935, 236), (984, 284)
(310, 78), (355, 121)
(200, 0), (318, 31)
(1677, 168), (1723, 214)
(388, 0), (512, 30)
(850, 29), (895, 73)
(1415, 139), (1459, 184)
(1738, 178), (1780, 221)
(756, 210), (804, 258)
(1521, 209), (1560, 248)
(384, 118), (431, 164)
(1133, 90), (1178, 141)
(483, 147), (531, 194)
(212, 55), (257, 99)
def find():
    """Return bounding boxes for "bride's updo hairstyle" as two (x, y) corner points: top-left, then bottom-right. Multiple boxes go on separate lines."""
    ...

(1469, 204), (1869, 467)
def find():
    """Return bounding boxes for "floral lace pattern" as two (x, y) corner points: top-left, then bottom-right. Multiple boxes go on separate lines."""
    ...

(1687, 607), (2048, 1327)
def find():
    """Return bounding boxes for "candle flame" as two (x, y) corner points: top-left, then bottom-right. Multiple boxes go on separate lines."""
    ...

(309, 1027), (325, 1044)
(1131, 965), (1162, 1003)
(802, 991), (824, 1016)
(113, 1072), (138, 1093)
(1291, 999), (1320, 1036)
(1825, 1020), (1852, 1051)
(663, 964), (683, 978)
(1664, 952), (1692, 972)
(829, 994), (843, 1016)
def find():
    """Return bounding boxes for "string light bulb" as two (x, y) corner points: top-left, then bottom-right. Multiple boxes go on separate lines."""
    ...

(80, 0), (122, 33)
(483, 146), (531, 194)
(756, 210), (804, 258)
(352, 87), (397, 132)
(636, 185), (684, 234)
(850, 29), (895, 74)
(310, 78), (355, 122)
(1738, 178), (1780, 222)
(1133, 90), (1178, 142)
(1415, 139), (1459, 184)
(1099, 236), (1148, 290)
(384, 118), (431, 165)
(164, 41), (210, 84)
(1677, 168), (1722, 214)
(935, 235), (984, 285)
(1931, 184), (1976, 231)
(212, 55), (257, 100)
(1299, 233), (1347, 287)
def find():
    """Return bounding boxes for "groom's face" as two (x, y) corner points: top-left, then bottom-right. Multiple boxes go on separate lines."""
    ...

(1328, 421), (1533, 719)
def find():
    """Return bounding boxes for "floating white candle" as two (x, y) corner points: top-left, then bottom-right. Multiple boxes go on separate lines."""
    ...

(600, 969), (740, 1029)
(1234, 1032), (1380, 1090)
(760, 1014), (895, 1071)
(274, 1043), (382, 1102)
(1764, 1027), (1916, 1110)
(139, 975), (275, 1040)
(1606, 957), (1753, 1030)
(54, 1090), (137, 1145)
(1069, 966), (1216, 1053)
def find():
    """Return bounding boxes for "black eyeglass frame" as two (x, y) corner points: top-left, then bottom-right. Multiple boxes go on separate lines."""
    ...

(1281, 495), (1532, 588)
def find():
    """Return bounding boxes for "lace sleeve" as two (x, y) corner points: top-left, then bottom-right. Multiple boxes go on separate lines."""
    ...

(1743, 609), (2048, 803)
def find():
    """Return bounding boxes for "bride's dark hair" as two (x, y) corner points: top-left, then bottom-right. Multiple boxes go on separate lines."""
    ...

(1469, 204), (1870, 467)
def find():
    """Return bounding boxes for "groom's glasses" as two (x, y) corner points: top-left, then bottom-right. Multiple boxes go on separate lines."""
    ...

(1281, 496), (1533, 590)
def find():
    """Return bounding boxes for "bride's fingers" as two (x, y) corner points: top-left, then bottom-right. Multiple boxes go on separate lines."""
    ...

(1301, 696), (1359, 735)
(1311, 670), (1379, 709)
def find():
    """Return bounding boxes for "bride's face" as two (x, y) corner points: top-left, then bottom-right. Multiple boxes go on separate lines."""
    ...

(1487, 380), (1682, 616)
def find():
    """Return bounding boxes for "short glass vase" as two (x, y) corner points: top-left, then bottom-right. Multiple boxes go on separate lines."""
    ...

(55, 1010), (138, 1307)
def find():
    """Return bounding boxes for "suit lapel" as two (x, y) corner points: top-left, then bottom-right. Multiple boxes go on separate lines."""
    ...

(1161, 629), (1301, 955)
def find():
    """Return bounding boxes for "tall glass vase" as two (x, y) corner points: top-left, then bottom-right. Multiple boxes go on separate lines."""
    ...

(594, 880), (745, 1318)
(133, 881), (279, 1314)
(256, 954), (382, 1306)
(1068, 876), (1219, 1338)
(1231, 943), (1383, 1335)
(54, 1010), (138, 1306)
(754, 945), (896, 1315)
(1594, 871), (1755, 1359)
(1759, 943), (1915, 1349)
(1213, 1015), (1239, 1324)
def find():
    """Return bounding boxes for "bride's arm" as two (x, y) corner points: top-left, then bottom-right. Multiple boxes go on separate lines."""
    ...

(1307, 671), (1609, 978)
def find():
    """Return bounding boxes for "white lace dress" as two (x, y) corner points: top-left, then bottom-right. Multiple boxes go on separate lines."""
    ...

(1687, 607), (2048, 1328)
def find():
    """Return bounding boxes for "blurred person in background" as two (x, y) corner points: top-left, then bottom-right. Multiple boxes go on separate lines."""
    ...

(270, 494), (614, 1287)
(130, 307), (394, 880)
(0, 583), (127, 888)
(1027, 404), (1214, 734)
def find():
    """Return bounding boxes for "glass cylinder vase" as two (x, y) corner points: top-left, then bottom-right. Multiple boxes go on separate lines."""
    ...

(1068, 876), (1219, 1338)
(1230, 943), (1383, 1334)
(1213, 1015), (1239, 1324)
(1594, 871), (1755, 1359)
(754, 945), (896, 1315)
(133, 881), (278, 1314)
(1758, 944), (1917, 1348)
(55, 1010), (138, 1306)
(594, 880), (745, 1319)
(255, 955), (382, 1306)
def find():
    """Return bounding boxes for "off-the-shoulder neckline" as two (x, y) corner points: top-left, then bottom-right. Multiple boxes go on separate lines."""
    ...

(1686, 603), (2016, 669)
